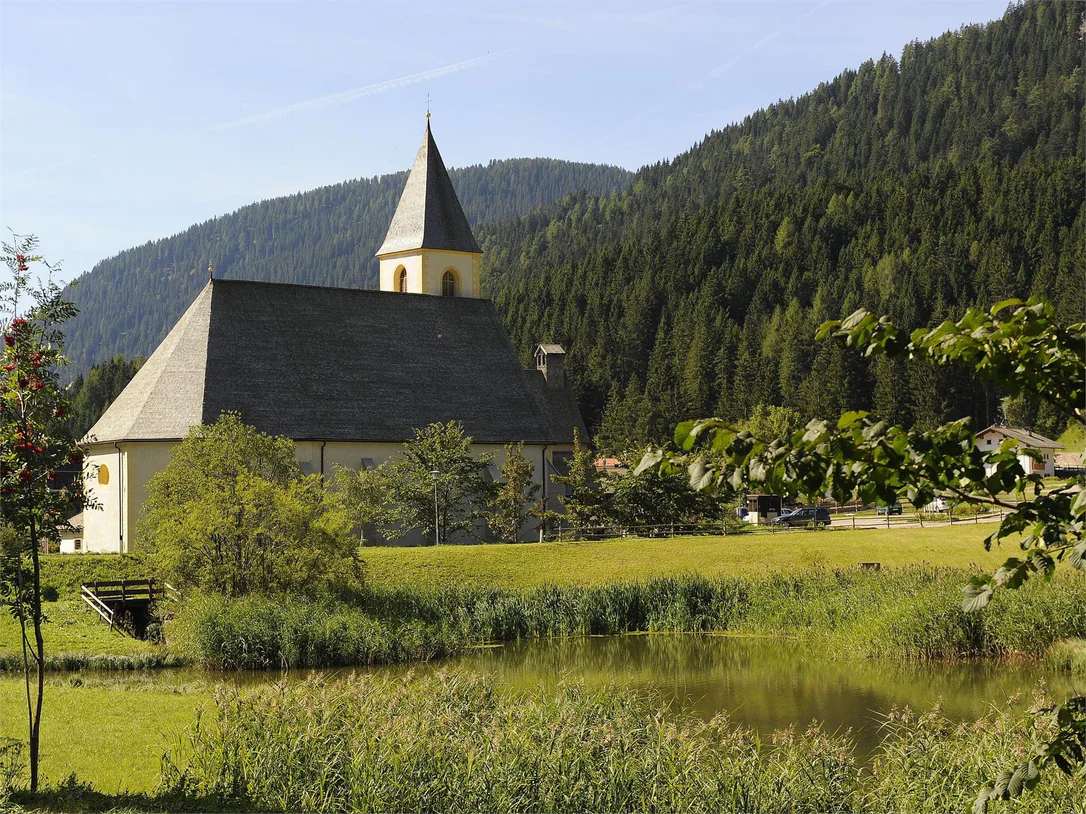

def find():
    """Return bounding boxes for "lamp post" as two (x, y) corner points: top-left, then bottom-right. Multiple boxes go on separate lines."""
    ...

(429, 469), (440, 546)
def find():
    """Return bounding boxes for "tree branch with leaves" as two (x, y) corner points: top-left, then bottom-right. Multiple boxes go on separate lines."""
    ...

(639, 297), (1085, 809)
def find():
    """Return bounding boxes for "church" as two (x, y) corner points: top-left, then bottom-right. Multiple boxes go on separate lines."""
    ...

(77, 119), (588, 552)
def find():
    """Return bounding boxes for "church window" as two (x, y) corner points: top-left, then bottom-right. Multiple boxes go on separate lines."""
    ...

(442, 270), (457, 297)
(397, 267), (408, 293)
(97, 464), (110, 485)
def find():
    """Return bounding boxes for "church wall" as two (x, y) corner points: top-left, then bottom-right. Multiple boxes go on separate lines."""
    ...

(420, 250), (480, 298)
(79, 438), (579, 552)
(379, 254), (423, 293)
(125, 442), (182, 550)
(378, 249), (480, 297)
(82, 445), (123, 553)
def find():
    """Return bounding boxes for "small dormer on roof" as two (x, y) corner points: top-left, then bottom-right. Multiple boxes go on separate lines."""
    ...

(377, 118), (482, 297)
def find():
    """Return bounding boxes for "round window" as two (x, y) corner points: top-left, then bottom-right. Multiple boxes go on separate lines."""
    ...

(97, 464), (110, 486)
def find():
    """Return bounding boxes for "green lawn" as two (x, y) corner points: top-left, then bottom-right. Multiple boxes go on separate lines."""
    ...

(362, 524), (1010, 591)
(0, 673), (203, 793)
(0, 600), (159, 661)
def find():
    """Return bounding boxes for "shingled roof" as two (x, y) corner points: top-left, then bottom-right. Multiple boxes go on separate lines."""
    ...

(86, 279), (587, 445)
(375, 120), (482, 256)
(978, 425), (1064, 449)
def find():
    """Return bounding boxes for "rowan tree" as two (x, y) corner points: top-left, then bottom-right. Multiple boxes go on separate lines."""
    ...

(0, 234), (89, 793)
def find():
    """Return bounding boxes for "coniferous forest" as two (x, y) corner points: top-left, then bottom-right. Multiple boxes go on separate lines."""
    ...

(62, 1), (1082, 450)
(483, 0), (1083, 448)
(62, 159), (632, 373)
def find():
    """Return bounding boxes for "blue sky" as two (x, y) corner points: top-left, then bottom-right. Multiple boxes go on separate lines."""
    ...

(1, 0), (1009, 283)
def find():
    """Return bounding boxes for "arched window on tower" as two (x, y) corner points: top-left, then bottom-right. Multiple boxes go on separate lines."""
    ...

(397, 267), (408, 293)
(442, 270), (457, 297)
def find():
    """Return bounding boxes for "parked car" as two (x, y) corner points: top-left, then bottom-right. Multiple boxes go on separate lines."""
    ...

(923, 497), (950, 512)
(876, 503), (903, 516)
(770, 507), (831, 527)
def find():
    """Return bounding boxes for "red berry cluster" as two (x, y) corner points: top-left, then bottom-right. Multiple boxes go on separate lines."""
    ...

(15, 253), (28, 272)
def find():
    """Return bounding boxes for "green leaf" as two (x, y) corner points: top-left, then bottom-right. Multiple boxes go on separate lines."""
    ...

(962, 579), (993, 613)
(1069, 542), (1086, 570)
(837, 410), (868, 431)
(989, 298), (1023, 316)
(673, 420), (696, 450)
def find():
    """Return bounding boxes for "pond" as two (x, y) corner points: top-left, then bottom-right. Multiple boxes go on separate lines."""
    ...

(1, 634), (1080, 792)
(447, 634), (1079, 758)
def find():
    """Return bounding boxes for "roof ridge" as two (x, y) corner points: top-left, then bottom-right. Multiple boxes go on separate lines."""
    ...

(214, 276), (493, 301)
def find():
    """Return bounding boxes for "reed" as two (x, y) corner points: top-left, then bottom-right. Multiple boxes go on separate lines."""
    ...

(159, 673), (1081, 814)
(169, 568), (1086, 670)
(1045, 638), (1086, 675)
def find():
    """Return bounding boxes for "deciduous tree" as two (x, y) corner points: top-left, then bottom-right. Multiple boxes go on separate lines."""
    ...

(0, 235), (89, 793)
(140, 412), (358, 595)
(383, 422), (493, 545)
(487, 442), (543, 543)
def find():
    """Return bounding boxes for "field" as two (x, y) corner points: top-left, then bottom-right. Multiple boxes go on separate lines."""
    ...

(0, 673), (203, 794)
(0, 524), (1060, 800)
(1, 525), (1008, 663)
(361, 524), (1008, 590)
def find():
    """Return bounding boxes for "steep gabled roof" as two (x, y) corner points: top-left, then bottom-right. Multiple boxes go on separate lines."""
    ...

(84, 283), (211, 442)
(375, 120), (481, 256)
(85, 279), (586, 446)
(978, 425), (1064, 449)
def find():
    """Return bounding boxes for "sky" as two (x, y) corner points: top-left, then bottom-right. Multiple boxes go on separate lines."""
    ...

(1, 0), (1010, 284)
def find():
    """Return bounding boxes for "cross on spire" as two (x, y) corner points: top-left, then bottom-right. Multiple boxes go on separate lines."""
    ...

(426, 94), (431, 119)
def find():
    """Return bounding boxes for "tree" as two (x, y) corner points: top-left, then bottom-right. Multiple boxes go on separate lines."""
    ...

(139, 412), (358, 595)
(330, 464), (390, 545)
(549, 429), (606, 537)
(739, 404), (804, 442)
(0, 235), (89, 793)
(606, 458), (714, 530)
(487, 443), (543, 543)
(640, 297), (1085, 809)
(383, 422), (493, 545)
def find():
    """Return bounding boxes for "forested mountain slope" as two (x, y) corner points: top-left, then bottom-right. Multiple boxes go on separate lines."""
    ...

(481, 0), (1084, 449)
(63, 159), (632, 373)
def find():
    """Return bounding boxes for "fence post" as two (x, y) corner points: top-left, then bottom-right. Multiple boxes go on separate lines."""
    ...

(852, 515), (856, 530)
(886, 513), (890, 529)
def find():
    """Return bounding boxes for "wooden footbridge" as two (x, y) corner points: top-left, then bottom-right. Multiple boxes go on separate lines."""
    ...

(81, 579), (180, 639)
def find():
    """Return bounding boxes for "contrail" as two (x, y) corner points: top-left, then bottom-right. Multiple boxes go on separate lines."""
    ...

(209, 49), (514, 131)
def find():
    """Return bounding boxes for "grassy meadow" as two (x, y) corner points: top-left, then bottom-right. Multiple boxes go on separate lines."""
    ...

(0, 673), (203, 794)
(361, 524), (1009, 590)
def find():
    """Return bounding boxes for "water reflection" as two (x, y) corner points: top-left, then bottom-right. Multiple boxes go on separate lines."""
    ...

(34, 634), (1080, 759)
(447, 635), (1080, 756)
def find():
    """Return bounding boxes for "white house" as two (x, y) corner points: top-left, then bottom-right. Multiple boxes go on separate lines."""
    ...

(78, 119), (587, 552)
(975, 424), (1064, 478)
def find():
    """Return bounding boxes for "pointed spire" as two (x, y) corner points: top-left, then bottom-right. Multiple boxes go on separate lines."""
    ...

(376, 119), (481, 257)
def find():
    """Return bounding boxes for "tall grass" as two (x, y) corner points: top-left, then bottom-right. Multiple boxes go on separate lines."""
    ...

(169, 568), (1086, 670)
(161, 673), (1081, 813)
(170, 594), (463, 670)
(1046, 638), (1086, 675)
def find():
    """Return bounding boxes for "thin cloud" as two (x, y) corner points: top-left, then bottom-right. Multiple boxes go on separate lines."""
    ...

(209, 50), (514, 132)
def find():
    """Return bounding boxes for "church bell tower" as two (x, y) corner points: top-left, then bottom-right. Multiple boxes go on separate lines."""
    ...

(376, 117), (482, 298)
